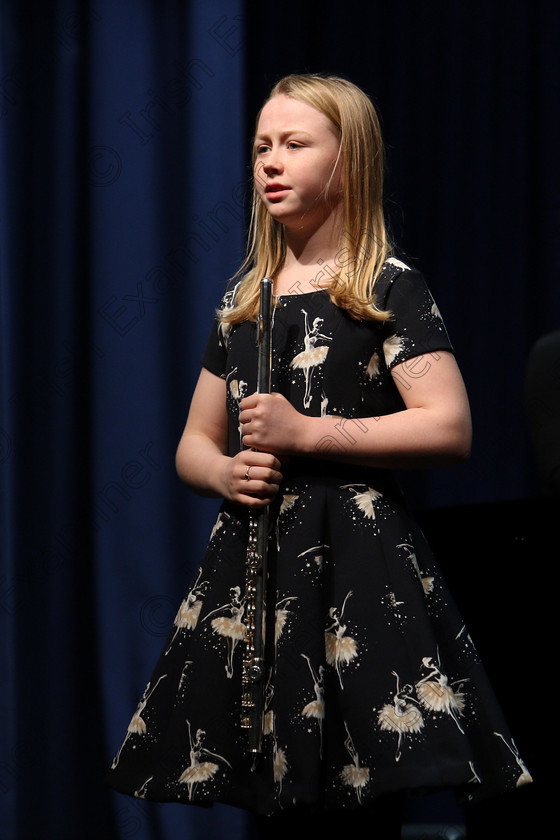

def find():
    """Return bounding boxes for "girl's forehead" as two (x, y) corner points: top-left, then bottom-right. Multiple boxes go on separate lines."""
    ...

(256, 94), (335, 137)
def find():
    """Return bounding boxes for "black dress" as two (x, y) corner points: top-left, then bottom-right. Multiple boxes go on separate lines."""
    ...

(105, 259), (531, 815)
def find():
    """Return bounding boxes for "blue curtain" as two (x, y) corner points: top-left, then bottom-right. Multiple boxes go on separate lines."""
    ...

(1, 1), (250, 838)
(1, 1), (557, 838)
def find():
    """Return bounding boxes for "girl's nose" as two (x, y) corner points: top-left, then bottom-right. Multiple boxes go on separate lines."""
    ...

(262, 152), (283, 174)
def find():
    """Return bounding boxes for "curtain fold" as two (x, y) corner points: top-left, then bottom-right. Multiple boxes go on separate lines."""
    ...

(1, 2), (249, 838)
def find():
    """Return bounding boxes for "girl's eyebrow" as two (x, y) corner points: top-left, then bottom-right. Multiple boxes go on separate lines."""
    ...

(254, 129), (314, 144)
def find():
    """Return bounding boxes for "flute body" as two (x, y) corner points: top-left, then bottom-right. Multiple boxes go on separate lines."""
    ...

(241, 278), (274, 755)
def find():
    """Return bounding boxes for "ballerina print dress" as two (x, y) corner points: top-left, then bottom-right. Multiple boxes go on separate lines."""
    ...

(105, 258), (531, 814)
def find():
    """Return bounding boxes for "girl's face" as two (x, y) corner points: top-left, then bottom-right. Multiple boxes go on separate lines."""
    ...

(253, 94), (342, 232)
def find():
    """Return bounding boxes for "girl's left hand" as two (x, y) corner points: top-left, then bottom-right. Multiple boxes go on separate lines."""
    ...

(239, 392), (305, 456)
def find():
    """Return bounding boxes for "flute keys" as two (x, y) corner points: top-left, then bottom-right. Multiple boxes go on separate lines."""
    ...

(247, 664), (262, 682)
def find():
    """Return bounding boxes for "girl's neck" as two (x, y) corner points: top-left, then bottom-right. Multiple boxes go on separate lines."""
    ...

(275, 212), (343, 296)
(274, 254), (341, 297)
(283, 207), (343, 262)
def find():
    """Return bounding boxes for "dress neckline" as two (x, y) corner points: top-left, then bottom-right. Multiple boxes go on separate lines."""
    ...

(275, 288), (329, 300)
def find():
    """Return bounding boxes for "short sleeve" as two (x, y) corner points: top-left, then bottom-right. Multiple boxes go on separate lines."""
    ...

(200, 280), (241, 378)
(200, 317), (227, 378)
(381, 264), (454, 369)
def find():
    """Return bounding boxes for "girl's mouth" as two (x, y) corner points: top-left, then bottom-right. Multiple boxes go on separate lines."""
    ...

(265, 183), (290, 199)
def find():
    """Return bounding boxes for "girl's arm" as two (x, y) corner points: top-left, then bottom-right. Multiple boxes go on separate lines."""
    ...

(238, 350), (472, 469)
(175, 367), (283, 508)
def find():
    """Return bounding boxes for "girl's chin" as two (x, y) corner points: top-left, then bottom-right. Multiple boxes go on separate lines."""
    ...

(264, 207), (300, 226)
(267, 209), (341, 236)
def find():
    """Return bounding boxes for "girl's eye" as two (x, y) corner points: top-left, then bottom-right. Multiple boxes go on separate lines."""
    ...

(287, 142), (301, 150)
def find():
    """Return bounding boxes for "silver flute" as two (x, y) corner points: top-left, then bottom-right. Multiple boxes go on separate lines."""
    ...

(241, 277), (274, 755)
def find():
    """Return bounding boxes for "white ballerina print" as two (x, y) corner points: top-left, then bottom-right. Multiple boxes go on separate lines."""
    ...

(275, 596), (298, 646)
(415, 653), (467, 733)
(273, 738), (288, 795)
(297, 543), (327, 575)
(267, 711), (288, 794)
(279, 493), (299, 515)
(455, 624), (477, 660)
(275, 491), (300, 550)
(227, 368), (248, 447)
(216, 281), (241, 345)
(397, 541), (434, 594)
(341, 483), (383, 522)
(111, 674), (167, 769)
(177, 660), (193, 694)
(301, 653), (325, 754)
(385, 591), (405, 610)
(386, 256), (410, 271)
(134, 776), (153, 799)
(165, 567), (208, 655)
(377, 670), (425, 761)
(178, 720), (231, 800)
(493, 732), (533, 787)
(290, 309), (331, 408)
(263, 670), (275, 737)
(209, 510), (230, 542)
(366, 350), (381, 379)
(325, 590), (358, 688)
(339, 722), (370, 803)
(383, 333), (405, 367)
(203, 586), (246, 678)
(467, 760), (482, 787)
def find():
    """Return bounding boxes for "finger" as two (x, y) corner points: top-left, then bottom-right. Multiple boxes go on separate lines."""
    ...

(242, 436), (277, 458)
(240, 494), (274, 510)
(244, 451), (283, 472)
(237, 485), (278, 507)
(239, 461), (281, 487)
(245, 465), (283, 485)
(239, 392), (259, 411)
(242, 474), (281, 495)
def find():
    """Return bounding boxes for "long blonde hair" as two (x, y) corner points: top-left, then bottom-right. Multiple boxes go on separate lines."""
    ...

(222, 73), (392, 324)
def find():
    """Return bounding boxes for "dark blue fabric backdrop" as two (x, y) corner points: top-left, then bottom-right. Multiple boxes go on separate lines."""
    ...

(1, 2), (249, 838)
(1, 1), (558, 838)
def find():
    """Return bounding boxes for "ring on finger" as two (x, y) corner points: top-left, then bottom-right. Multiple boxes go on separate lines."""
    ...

(244, 466), (251, 480)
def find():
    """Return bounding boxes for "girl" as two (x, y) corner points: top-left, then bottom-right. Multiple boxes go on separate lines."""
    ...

(106, 74), (531, 835)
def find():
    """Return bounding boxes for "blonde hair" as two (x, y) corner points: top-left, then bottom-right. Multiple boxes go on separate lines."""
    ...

(222, 73), (392, 324)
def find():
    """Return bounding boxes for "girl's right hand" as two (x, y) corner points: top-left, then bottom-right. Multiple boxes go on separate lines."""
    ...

(218, 450), (283, 509)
